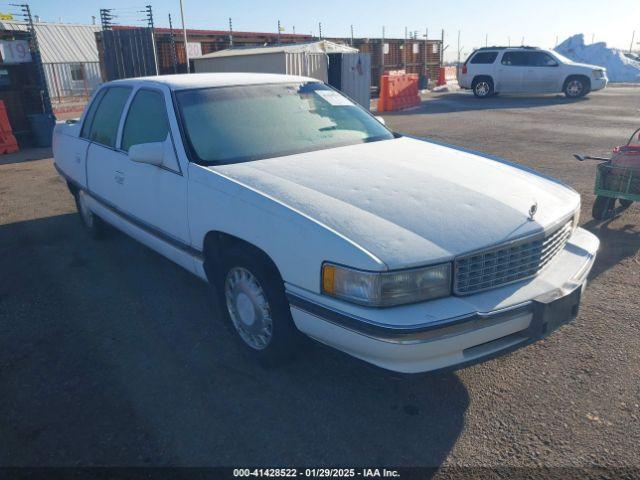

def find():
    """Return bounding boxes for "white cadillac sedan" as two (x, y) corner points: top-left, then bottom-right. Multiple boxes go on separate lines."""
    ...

(53, 73), (599, 373)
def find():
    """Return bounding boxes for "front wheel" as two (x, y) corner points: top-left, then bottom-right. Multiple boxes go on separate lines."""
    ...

(564, 77), (589, 98)
(592, 195), (616, 220)
(214, 247), (301, 365)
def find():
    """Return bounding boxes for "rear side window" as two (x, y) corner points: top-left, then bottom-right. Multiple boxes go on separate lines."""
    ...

(121, 89), (170, 151)
(501, 52), (528, 66)
(87, 86), (132, 148)
(80, 89), (106, 139)
(470, 52), (498, 64)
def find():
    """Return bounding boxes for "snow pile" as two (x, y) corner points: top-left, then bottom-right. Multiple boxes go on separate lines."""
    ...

(555, 34), (640, 83)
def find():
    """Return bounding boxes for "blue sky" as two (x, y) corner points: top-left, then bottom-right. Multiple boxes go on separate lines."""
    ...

(16, 0), (640, 60)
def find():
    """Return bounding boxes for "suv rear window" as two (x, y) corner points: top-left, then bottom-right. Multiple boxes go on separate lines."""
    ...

(470, 52), (498, 64)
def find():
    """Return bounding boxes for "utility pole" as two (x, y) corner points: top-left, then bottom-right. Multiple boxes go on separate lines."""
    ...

(404, 27), (408, 70)
(99, 8), (114, 30)
(179, 0), (189, 73)
(228, 17), (233, 47)
(440, 29), (444, 65)
(458, 30), (461, 63)
(15, 3), (52, 114)
(380, 26), (385, 78)
(277, 20), (281, 44)
(424, 28), (428, 77)
(318, 22), (322, 40)
(292, 25), (295, 35)
(145, 5), (158, 75)
(555, 35), (559, 47)
(168, 13), (178, 73)
(485, 33), (488, 47)
(630, 31), (636, 53)
(350, 24), (354, 46)
(508, 36), (511, 47)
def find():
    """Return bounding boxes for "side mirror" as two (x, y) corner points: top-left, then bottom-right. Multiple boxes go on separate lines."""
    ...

(129, 141), (164, 167)
(376, 116), (386, 126)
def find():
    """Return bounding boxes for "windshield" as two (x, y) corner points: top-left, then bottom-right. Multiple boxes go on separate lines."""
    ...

(550, 50), (574, 64)
(175, 82), (394, 164)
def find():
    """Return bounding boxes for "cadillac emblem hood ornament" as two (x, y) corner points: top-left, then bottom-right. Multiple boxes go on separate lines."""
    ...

(528, 202), (538, 221)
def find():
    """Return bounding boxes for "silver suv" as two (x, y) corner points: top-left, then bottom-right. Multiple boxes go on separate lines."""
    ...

(457, 46), (608, 98)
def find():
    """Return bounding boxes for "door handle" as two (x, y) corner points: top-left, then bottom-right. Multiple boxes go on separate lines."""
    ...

(114, 170), (125, 185)
(74, 153), (82, 164)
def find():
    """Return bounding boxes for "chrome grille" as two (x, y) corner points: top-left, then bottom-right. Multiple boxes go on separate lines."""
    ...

(454, 220), (573, 295)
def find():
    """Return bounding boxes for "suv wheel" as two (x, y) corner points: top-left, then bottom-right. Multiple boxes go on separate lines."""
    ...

(472, 78), (494, 98)
(564, 77), (589, 98)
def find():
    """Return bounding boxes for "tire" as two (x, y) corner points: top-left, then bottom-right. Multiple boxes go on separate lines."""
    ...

(213, 246), (301, 365)
(619, 199), (633, 210)
(472, 77), (494, 98)
(74, 190), (108, 238)
(592, 195), (616, 220)
(564, 77), (589, 98)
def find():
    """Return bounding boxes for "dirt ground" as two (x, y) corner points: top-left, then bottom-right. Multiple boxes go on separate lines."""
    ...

(0, 85), (638, 471)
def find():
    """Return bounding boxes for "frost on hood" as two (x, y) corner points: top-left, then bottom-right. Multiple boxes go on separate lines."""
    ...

(555, 34), (640, 83)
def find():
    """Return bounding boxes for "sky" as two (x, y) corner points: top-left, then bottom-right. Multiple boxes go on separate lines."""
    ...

(12, 0), (640, 61)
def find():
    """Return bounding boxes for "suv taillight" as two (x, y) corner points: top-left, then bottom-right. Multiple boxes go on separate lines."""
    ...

(462, 65), (468, 74)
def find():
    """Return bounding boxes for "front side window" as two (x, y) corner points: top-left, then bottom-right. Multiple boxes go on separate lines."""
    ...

(470, 52), (498, 64)
(501, 52), (528, 66)
(87, 86), (132, 148)
(176, 82), (394, 165)
(529, 52), (558, 67)
(121, 89), (170, 152)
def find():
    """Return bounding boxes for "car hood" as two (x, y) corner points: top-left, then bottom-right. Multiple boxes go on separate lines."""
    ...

(210, 137), (579, 270)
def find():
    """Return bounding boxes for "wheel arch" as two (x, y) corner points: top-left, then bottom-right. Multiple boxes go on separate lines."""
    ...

(202, 230), (283, 285)
(472, 74), (494, 87)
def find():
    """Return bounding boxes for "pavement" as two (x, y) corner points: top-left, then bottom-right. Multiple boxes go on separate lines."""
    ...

(0, 85), (639, 470)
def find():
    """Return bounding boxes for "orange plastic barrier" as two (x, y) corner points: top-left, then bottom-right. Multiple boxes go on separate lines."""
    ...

(0, 100), (18, 154)
(377, 72), (421, 112)
(437, 66), (458, 86)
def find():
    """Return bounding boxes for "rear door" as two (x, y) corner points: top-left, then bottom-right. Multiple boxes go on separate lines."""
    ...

(85, 86), (133, 210)
(497, 51), (527, 92)
(53, 89), (106, 188)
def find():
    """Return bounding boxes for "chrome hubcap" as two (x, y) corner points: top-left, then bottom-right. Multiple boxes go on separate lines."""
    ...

(567, 80), (583, 96)
(224, 267), (273, 350)
(476, 82), (490, 96)
(78, 193), (93, 228)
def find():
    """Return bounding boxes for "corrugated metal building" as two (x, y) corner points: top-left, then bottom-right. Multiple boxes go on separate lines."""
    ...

(192, 41), (357, 82)
(0, 21), (101, 102)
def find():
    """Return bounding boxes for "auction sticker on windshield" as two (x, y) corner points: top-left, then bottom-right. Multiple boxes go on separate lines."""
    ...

(315, 89), (354, 106)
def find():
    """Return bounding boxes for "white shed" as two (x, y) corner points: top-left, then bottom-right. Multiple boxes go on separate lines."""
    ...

(192, 40), (357, 82)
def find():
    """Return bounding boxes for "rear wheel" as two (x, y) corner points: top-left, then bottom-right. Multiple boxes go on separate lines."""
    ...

(592, 195), (616, 220)
(472, 78), (494, 98)
(74, 191), (108, 238)
(214, 246), (301, 365)
(564, 77), (589, 98)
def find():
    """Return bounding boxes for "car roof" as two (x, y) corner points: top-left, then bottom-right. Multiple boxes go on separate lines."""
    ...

(473, 46), (544, 52)
(107, 72), (319, 90)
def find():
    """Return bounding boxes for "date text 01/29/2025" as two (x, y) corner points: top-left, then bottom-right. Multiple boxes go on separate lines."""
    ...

(232, 468), (400, 478)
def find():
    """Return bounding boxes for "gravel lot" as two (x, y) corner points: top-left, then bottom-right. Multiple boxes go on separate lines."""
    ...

(1, 85), (638, 470)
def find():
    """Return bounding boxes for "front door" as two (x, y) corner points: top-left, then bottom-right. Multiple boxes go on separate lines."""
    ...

(524, 52), (564, 92)
(118, 87), (190, 245)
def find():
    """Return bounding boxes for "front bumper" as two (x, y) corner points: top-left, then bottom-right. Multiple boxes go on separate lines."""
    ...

(591, 77), (608, 91)
(287, 228), (599, 373)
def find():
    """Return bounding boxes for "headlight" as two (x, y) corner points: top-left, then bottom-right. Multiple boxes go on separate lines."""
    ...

(572, 206), (581, 231)
(321, 262), (451, 307)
